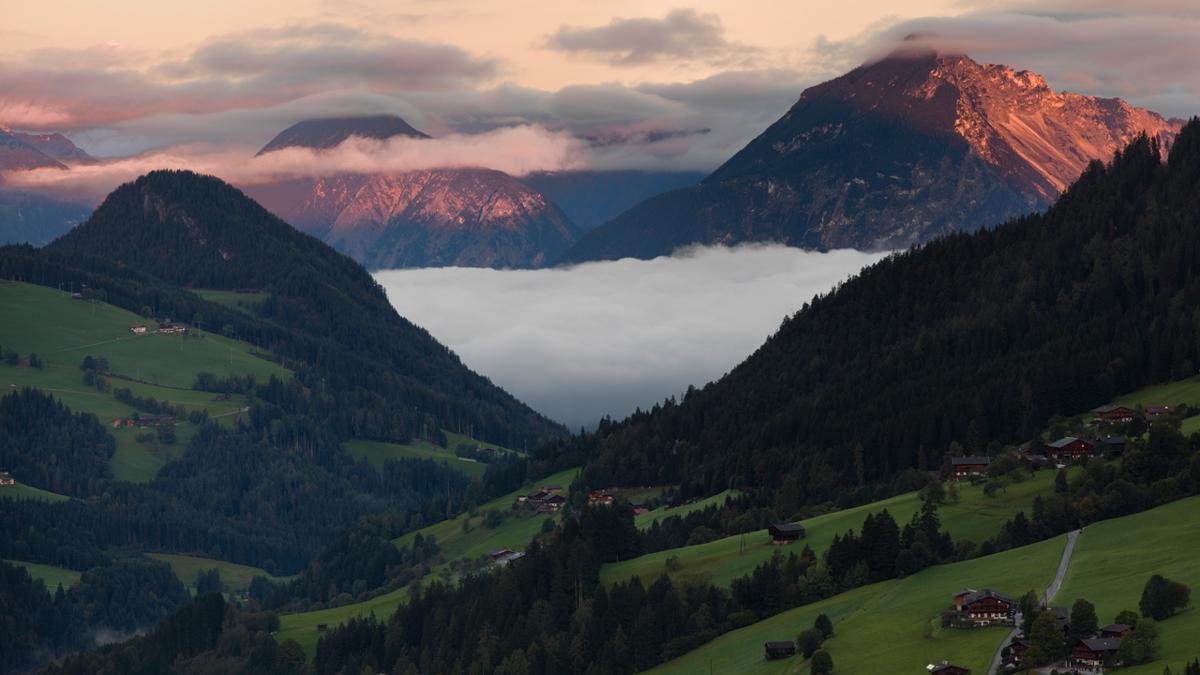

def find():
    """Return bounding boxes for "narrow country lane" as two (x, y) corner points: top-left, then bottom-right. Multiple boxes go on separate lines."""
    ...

(986, 529), (1082, 675)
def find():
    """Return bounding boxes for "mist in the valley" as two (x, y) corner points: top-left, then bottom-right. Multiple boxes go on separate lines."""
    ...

(375, 245), (889, 430)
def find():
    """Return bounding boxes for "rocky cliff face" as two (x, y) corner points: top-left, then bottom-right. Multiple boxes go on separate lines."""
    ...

(251, 115), (579, 269)
(561, 50), (1181, 263)
(249, 169), (578, 269)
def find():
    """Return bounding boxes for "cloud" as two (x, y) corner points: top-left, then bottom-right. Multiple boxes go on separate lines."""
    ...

(375, 245), (889, 429)
(544, 9), (755, 66)
(6, 125), (585, 203)
(849, 8), (1200, 118)
(0, 23), (498, 130)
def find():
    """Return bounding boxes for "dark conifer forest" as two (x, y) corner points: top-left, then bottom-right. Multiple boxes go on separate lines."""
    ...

(572, 120), (1200, 504)
(8, 122), (1200, 674)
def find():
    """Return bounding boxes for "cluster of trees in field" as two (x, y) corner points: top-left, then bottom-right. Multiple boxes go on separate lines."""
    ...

(0, 558), (189, 672)
(985, 420), (1200, 554)
(568, 122), (1200, 505)
(637, 492), (780, 551)
(0, 387), (114, 496)
(730, 497), (958, 624)
(252, 514), (441, 612)
(1014, 577), (1190, 669)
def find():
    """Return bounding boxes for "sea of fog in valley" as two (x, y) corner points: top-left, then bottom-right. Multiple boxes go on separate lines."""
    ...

(376, 245), (889, 429)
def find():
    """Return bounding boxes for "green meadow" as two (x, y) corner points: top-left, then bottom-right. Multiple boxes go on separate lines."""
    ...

(147, 552), (294, 595)
(0, 481), (70, 502)
(0, 280), (286, 481)
(191, 289), (270, 315)
(1053, 495), (1200, 675)
(277, 467), (581, 655)
(635, 489), (740, 529)
(603, 468), (1069, 588)
(0, 280), (288, 388)
(648, 535), (1067, 675)
(5, 559), (82, 591)
(344, 438), (489, 478)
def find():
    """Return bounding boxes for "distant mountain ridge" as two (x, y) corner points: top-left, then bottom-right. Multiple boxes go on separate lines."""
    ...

(256, 114), (429, 155)
(0, 126), (68, 172)
(10, 131), (96, 165)
(0, 190), (91, 245)
(561, 50), (1181, 263)
(249, 114), (584, 269)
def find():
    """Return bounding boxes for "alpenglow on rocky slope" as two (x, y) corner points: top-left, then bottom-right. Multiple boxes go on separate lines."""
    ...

(247, 114), (579, 269)
(560, 49), (1181, 263)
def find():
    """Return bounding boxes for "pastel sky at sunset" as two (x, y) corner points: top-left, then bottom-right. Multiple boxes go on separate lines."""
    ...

(4, 1), (1200, 173)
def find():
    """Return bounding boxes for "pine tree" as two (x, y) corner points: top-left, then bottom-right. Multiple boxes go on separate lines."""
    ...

(1069, 599), (1099, 641)
(814, 613), (834, 638)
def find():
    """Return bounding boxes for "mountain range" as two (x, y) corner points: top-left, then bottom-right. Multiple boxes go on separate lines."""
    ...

(560, 49), (1181, 263)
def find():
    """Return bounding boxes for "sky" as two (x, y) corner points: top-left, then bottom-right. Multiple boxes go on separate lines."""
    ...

(5, 0), (1200, 183)
(376, 245), (889, 428)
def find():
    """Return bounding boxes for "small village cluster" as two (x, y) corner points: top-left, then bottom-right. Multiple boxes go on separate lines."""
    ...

(949, 403), (1166, 479)
(924, 588), (1135, 672)
(515, 485), (567, 513)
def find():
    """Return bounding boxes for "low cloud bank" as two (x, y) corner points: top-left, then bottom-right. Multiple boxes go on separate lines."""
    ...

(375, 245), (889, 429)
(6, 125), (584, 203)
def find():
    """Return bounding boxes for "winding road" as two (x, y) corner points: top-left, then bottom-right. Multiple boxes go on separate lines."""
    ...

(986, 528), (1082, 675)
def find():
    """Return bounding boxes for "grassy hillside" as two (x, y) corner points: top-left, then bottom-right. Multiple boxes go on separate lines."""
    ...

(147, 553), (295, 596)
(604, 468), (1069, 588)
(344, 438), (488, 478)
(1054, 495), (1200, 674)
(278, 466), (581, 655)
(4, 559), (82, 591)
(0, 280), (286, 481)
(191, 288), (269, 315)
(0, 481), (70, 502)
(635, 489), (740, 529)
(650, 535), (1067, 674)
(0, 280), (288, 388)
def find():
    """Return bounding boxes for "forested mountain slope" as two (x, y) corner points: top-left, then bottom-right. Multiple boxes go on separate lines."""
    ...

(42, 170), (565, 447)
(570, 120), (1200, 503)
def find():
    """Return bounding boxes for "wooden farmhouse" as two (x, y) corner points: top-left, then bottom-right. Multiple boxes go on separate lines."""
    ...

(1045, 436), (1096, 461)
(763, 641), (796, 659)
(1099, 623), (1132, 638)
(129, 324), (149, 335)
(0, 471), (15, 486)
(954, 589), (1015, 626)
(1145, 405), (1171, 420)
(1070, 637), (1122, 671)
(1097, 435), (1127, 455)
(768, 523), (805, 544)
(950, 455), (990, 479)
(587, 490), (614, 507)
(927, 661), (970, 675)
(1090, 404), (1135, 423)
(157, 322), (188, 334)
(1004, 637), (1031, 667)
